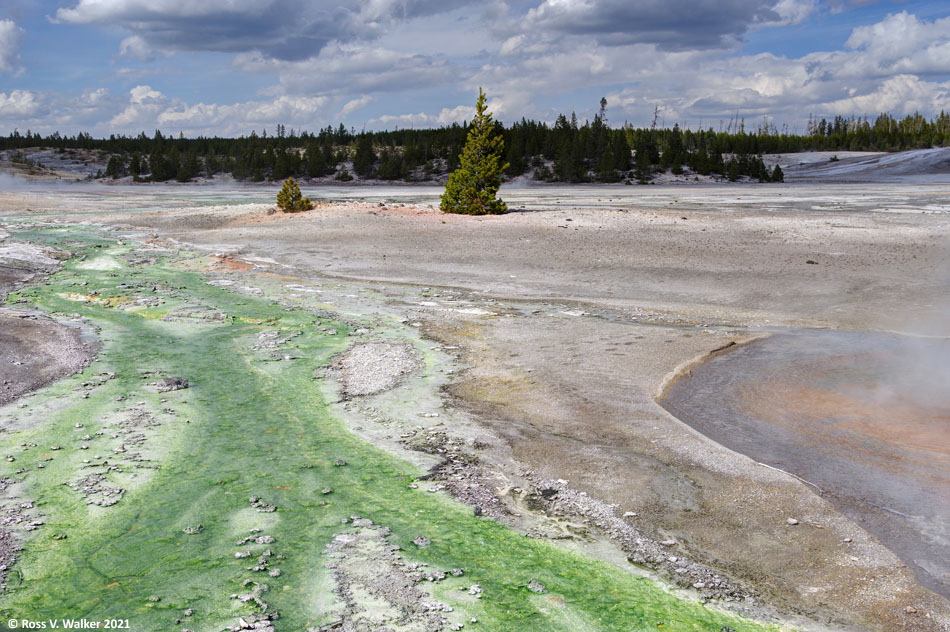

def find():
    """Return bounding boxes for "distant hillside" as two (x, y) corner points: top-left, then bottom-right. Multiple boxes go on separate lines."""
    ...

(780, 148), (950, 183)
(2, 110), (949, 185)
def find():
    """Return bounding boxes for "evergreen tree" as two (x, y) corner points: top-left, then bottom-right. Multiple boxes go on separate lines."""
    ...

(148, 146), (167, 181)
(276, 177), (314, 212)
(205, 149), (221, 175)
(377, 148), (405, 180)
(634, 143), (652, 183)
(272, 148), (292, 180)
(440, 89), (508, 215)
(129, 153), (142, 180)
(726, 158), (739, 182)
(352, 134), (376, 177)
(10, 107), (950, 189)
(177, 149), (200, 182)
(611, 132), (631, 171)
(105, 154), (125, 179)
(305, 142), (327, 177)
(166, 146), (181, 180)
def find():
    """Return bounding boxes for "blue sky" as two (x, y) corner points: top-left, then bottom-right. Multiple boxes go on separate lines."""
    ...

(1, 1), (949, 136)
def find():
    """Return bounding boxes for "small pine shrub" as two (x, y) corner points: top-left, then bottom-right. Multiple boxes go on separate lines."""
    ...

(440, 89), (508, 215)
(276, 177), (314, 213)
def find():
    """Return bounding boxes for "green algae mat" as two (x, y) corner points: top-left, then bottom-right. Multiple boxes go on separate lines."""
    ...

(0, 224), (783, 632)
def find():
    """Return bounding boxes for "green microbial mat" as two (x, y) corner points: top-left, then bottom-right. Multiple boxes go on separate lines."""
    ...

(0, 225), (784, 632)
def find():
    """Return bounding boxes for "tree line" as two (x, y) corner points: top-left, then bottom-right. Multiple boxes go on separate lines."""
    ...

(3, 110), (949, 184)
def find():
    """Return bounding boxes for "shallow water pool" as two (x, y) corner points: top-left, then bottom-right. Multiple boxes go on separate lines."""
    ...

(660, 330), (950, 598)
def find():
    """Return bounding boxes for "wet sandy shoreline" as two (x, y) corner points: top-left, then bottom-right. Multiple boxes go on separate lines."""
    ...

(660, 330), (950, 599)
(0, 240), (99, 406)
(2, 182), (949, 631)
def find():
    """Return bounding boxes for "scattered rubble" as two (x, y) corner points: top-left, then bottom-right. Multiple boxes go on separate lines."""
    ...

(67, 472), (125, 507)
(526, 579), (547, 594)
(249, 496), (277, 513)
(319, 519), (465, 631)
(403, 428), (510, 520)
(412, 535), (431, 547)
(524, 476), (751, 603)
(155, 376), (189, 392)
(162, 305), (228, 323)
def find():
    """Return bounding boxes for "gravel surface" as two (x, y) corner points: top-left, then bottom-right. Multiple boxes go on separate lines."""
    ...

(321, 518), (461, 631)
(0, 242), (97, 406)
(0, 241), (71, 302)
(332, 342), (421, 398)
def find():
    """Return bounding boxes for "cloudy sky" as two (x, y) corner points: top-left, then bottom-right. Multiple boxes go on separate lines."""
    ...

(1, 0), (949, 136)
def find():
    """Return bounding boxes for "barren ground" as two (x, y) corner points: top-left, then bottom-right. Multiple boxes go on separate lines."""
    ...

(1, 178), (948, 631)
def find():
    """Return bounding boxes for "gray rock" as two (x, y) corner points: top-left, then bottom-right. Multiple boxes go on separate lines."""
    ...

(527, 579), (547, 593)
(156, 377), (189, 392)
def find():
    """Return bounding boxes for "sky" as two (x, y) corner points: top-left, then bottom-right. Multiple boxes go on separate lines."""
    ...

(1, 0), (949, 137)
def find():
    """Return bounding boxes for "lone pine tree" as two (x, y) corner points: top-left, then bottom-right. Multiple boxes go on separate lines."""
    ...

(276, 177), (314, 212)
(440, 89), (508, 215)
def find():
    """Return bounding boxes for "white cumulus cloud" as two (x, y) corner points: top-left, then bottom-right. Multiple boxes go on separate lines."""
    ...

(106, 85), (334, 135)
(0, 19), (25, 74)
(0, 90), (40, 117)
(845, 11), (950, 77)
(365, 104), (478, 129)
(119, 35), (161, 61)
(339, 95), (375, 118)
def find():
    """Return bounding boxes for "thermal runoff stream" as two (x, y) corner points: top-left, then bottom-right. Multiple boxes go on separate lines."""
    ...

(0, 221), (781, 632)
